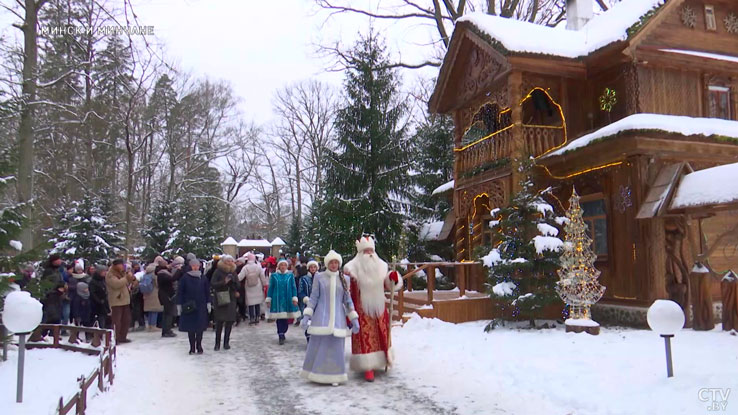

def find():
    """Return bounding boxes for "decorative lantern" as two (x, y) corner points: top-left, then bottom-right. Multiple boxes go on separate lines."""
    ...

(2, 290), (43, 403)
(647, 299), (685, 377)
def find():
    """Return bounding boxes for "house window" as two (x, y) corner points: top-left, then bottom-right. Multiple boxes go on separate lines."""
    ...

(705, 5), (717, 31)
(708, 85), (732, 120)
(581, 198), (608, 257)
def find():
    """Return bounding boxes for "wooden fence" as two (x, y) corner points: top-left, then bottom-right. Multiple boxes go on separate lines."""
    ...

(25, 324), (116, 415)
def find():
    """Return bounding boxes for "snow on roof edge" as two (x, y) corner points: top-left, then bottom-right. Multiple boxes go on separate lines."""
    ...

(544, 114), (738, 158)
(432, 180), (454, 196)
(670, 161), (738, 210)
(221, 237), (238, 246)
(456, 0), (664, 59)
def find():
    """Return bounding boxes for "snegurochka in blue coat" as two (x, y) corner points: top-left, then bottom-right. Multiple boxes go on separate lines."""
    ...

(301, 250), (359, 385)
(176, 260), (211, 355)
(265, 258), (300, 344)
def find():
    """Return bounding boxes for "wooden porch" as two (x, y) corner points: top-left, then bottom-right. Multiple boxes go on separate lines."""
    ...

(387, 262), (495, 324)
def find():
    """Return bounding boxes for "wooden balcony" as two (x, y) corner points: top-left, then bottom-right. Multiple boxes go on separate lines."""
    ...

(455, 126), (514, 177)
(523, 125), (565, 157)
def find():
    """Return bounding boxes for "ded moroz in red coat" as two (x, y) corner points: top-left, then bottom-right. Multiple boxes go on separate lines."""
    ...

(344, 236), (403, 372)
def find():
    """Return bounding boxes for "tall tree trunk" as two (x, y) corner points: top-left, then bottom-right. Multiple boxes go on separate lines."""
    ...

(17, 0), (46, 251)
(296, 158), (302, 220)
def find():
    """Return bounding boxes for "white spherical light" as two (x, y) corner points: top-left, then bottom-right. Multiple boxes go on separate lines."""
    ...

(647, 299), (685, 335)
(2, 291), (43, 334)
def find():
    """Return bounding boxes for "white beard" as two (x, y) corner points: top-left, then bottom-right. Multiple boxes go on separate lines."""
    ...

(345, 253), (388, 318)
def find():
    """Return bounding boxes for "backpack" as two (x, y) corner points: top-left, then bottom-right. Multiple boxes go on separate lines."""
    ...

(139, 273), (154, 294)
(245, 265), (261, 288)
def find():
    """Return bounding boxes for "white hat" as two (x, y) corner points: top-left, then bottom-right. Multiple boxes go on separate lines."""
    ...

(323, 250), (342, 267)
(307, 260), (319, 269)
(355, 235), (376, 253)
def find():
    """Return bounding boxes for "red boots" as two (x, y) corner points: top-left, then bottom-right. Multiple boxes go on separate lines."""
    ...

(364, 370), (375, 382)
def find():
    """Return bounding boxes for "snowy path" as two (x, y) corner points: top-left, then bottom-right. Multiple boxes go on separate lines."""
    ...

(87, 321), (457, 415)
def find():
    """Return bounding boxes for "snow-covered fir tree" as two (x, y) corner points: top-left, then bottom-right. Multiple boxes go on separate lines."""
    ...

(0, 144), (28, 302)
(141, 198), (178, 261)
(311, 31), (412, 257)
(284, 216), (306, 257)
(48, 192), (123, 265)
(480, 158), (565, 329)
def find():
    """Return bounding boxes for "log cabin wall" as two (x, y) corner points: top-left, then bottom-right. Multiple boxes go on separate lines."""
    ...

(637, 66), (702, 117)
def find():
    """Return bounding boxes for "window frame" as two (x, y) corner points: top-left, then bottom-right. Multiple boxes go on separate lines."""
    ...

(707, 85), (732, 120)
(579, 193), (609, 260)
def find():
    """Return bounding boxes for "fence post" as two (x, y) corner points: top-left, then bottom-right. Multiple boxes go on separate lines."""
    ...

(98, 355), (105, 392)
(458, 265), (466, 296)
(53, 326), (60, 346)
(427, 266), (435, 303)
(398, 288), (405, 321)
(77, 376), (86, 415)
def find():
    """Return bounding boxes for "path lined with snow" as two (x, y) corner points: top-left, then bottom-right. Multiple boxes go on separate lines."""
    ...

(86, 321), (456, 415)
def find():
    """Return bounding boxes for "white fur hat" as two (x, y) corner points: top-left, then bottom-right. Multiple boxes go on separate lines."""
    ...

(307, 260), (319, 269)
(355, 235), (376, 253)
(323, 250), (342, 267)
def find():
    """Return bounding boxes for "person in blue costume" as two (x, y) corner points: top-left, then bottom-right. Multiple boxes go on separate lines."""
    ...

(265, 258), (300, 345)
(300, 250), (359, 385)
(298, 259), (319, 341)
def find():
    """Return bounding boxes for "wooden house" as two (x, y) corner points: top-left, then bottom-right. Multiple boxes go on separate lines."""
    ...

(429, 0), (738, 325)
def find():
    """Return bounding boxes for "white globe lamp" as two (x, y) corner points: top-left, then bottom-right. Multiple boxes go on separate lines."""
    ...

(2, 290), (43, 403)
(647, 299), (685, 377)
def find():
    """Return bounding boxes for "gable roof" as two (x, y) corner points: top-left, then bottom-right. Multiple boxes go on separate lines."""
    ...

(670, 162), (738, 210)
(457, 0), (664, 59)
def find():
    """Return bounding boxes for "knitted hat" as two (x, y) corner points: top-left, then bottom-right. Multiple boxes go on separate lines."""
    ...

(220, 254), (234, 263)
(277, 258), (289, 266)
(323, 250), (342, 267)
(186, 253), (197, 262)
(355, 235), (376, 253)
(172, 256), (185, 266)
(307, 260), (319, 270)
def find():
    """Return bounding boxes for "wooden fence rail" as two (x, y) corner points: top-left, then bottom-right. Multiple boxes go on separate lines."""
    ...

(19, 324), (116, 415)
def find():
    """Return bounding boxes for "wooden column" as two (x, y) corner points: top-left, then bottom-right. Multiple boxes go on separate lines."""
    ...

(508, 71), (524, 192)
(457, 265), (466, 296)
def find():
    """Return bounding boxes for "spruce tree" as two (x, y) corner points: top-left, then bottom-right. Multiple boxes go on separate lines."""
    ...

(141, 198), (178, 261)
(480, 159), (565, 329)
(413, 113), (455, 219)
(316, 32), (412, 258)
(0, 145), (29, 303)
(285, 216), (305, 257)
(48, 192), (123, 265)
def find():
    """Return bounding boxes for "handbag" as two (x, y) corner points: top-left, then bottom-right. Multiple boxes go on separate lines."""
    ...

(216, 290), (231, 306)
(182, 300), (196, 314)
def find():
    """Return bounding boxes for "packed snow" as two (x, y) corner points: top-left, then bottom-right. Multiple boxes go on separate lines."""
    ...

(691, 263), (711, 273)
(0, 348), (100, 415)
(457, 0), (663, 58)
(537, 223), (559, 236)
(431, 180), (454, 195)
(533, 202), (554, 215)
(237, 238), (272, 248)
(670, 162), (738, 209)
(9, 240), (22, 251)
(482, 249), (502, 267)
(220, 236), (238, 246)
(270, 237), (286, 246)
(546, 114), (738, 157)
(565, 318), (601, 327)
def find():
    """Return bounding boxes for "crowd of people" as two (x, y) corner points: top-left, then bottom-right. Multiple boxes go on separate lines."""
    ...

(36, 234), (403, 385)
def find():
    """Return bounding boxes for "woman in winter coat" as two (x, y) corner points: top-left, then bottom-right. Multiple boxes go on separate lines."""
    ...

(88, 266), (111, 329)
(176, 259), (211, 355)
(297, 260), (319, 339)
(141, 263), (163, 331)
(210, 255), (239, 350)
(266, 258), (300, 345)
(72, 281), (93, 327)
(300, 250), (359, 385)
(238, 252), (268, 325)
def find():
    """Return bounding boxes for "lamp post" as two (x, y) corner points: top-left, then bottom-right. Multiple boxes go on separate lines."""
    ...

(2, 290), (43, 403)
(647, 299), (685, 378)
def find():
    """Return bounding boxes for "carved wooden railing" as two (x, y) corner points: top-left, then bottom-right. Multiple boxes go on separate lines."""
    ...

(522, 125), (565, 157)
(456, 127), (514, 177)
(387, 262), (481, 321)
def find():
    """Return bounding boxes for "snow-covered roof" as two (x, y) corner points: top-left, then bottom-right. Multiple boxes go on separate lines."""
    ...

(270, 237), (286, 246)
(431, 180), (454, 196)
(237, 239), (271, 248)
(420, 221), (445, 241)
(545, 114), (738, 157)
(660, 49), (738, 65)
(457, 0), (662, 59)
(670, 162), (738, 210)
(221, 237), (238, 246)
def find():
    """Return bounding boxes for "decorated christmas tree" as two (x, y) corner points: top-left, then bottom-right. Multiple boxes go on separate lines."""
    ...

(555, 187), (606, 332)
(481, 158), (565, 329)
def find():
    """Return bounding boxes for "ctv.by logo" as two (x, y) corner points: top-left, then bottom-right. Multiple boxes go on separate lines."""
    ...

(698, 388), (730, 411)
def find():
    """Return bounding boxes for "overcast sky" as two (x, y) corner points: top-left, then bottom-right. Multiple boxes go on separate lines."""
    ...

(132, 0), (440, 126)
